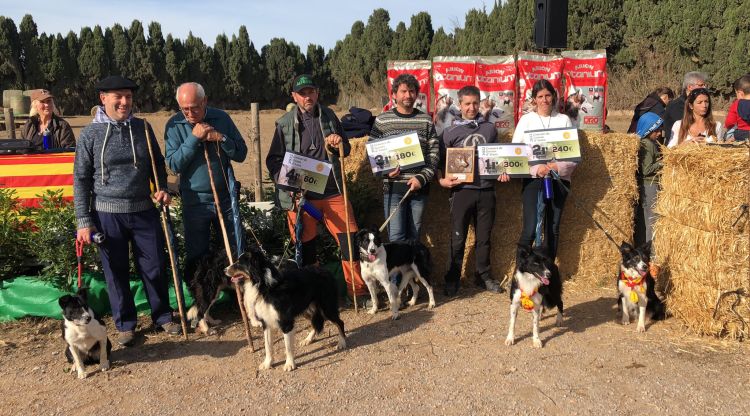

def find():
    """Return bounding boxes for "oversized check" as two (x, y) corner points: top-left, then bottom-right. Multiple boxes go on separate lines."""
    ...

(276, 152), (331, 194)
(365, 131), (425, 175)
(477, 143), (531, 178)
(525, 127), (581, 164)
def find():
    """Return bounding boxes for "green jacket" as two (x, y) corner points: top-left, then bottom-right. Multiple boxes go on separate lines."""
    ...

(267, 104), (348, 210)
(637, 138), (661, 186)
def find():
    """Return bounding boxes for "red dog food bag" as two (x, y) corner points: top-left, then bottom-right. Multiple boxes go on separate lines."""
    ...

(562, 50), (608, 131)
(475, 55), (516, 136)
(516, 51), (564, 123)
(432, 56), (477, 135)
(384, 60), (432, 114)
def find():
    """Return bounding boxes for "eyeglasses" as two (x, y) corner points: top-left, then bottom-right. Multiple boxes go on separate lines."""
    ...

(180, 105), (204, 114)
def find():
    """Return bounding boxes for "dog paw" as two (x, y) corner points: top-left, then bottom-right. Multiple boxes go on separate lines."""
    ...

(259, 359), (272, 371)
(504, 337), (515, 346)
(391, 312), (400, 320)
(407, 298), (417, 307)
(367, 307), (377, 315)
(621, 318), (630, 326)
(100, 361), (110, 372)
(555, 315), (563, 327)
(427, 302), (436, 309)
(337, 339), (347, 350)
(636, 324), (646, 333)
(283, 361), (296, 372)
(532, 338), (543, 348)
(77, 370), (87, 379)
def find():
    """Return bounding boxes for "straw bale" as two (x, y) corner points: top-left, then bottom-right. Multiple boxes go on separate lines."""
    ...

(653, 144), (750, 339)
(346, 132), (639, 286)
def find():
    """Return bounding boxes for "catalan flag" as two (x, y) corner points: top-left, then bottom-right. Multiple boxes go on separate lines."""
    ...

(0, 152), (74, 208)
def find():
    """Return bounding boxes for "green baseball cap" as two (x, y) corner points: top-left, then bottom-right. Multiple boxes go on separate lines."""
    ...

(292, 74), (317, 92)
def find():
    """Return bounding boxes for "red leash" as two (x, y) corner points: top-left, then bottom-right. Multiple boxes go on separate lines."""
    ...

(75, 239), (84, 289)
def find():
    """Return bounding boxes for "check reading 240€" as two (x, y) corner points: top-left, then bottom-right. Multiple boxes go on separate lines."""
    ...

(365, 132), (425, 175)
(525, 127), (582, 165)
(477, 143), (531, 178)
(276, 152), (331, 195)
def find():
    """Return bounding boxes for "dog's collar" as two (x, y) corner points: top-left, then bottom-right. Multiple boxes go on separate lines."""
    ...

(520, 290), (537, 311)
(619, 271), (644, 288)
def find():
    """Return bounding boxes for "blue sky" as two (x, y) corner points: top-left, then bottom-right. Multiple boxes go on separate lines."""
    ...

(2, 0), (494, 51)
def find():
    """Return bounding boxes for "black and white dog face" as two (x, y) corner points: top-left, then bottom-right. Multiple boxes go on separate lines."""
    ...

(516, 245), (551, 286)
(59, 289), (93, 326)
(225, 246), (279, 288)
(619, 241), (651, 278)
(355, 228), (384, 263)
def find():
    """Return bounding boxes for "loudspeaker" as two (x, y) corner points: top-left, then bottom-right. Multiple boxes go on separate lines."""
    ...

(534, 0), (568, 49)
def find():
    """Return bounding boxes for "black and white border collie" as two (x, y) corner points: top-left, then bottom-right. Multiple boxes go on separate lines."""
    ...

(617, 241), (665, 332)
(354, 228), (436, 320)
(59, 288), (111, 379)
(225, 246), (346, 371)
(505, 245), (564, 348)
(185, 250), (231, 335)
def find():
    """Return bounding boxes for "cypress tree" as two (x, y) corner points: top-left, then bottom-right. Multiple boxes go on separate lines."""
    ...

(109, 24), (130, 76)
(401, 12), (434, 59)
(19, 14), (43, 89)
(261, 37), (305, 107)
(0, 16), (23, 89)
(147, 22), (170, 109)
(361, 9), (393, 86)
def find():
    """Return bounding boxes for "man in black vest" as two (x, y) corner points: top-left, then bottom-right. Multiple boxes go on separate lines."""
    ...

(266, 74), (367, 301)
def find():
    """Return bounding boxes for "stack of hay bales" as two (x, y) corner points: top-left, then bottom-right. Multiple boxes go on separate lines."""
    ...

(346, 132), (639, 286)
(654, 144), (750, 339)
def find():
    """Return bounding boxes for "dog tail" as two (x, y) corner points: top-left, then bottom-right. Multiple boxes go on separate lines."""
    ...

(187, 305), (198, 322)
(412, 242), (432, 280)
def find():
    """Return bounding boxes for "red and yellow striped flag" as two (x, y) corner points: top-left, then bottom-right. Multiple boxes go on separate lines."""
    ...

(0, 153), (74, 208)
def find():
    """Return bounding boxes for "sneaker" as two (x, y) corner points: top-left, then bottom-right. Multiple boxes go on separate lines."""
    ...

(159, 322), (183, 336)
(475, 276), (504, 293)
(443, 280), (459, 297)
(117, 330), (136, 347)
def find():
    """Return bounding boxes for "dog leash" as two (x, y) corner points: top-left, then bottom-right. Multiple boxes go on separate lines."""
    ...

(548, 170), (626, 248)
(379, 188), (412, 233)
(75, 239), (84, 289)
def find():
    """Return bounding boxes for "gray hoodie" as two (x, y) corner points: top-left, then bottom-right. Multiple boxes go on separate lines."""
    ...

(73, 107), (167, 228)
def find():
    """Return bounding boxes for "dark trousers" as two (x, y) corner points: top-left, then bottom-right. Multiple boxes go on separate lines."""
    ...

(182, 197), (237, 284)
(94, 208), (172, 332)
(634, 182), (659, 247)
(444, 187), (496, 283)
(518, 178), (569, 260)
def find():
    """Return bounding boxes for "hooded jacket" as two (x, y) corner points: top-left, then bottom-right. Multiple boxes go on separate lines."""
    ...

(73, 107), (167, 228)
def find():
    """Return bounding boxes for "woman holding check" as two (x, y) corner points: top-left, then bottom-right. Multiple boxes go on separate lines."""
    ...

(512, 79), (576, 260)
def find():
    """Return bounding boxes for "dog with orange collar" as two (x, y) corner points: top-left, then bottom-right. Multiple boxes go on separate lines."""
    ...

(617, 241), (665, 332)
(505, 245), (564, 348)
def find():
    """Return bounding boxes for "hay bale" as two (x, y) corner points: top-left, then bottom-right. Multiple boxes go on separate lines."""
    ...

(346, 133), (639, 286)
(654, 144), (750, 339)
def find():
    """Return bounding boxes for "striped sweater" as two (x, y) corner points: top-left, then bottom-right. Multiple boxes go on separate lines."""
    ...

(368, 109), (440, 187)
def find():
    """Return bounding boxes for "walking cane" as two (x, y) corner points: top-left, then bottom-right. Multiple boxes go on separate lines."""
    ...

(144, 122), (189, 340)
(203, 145), (255, 351)
(337, 142), (358, 313)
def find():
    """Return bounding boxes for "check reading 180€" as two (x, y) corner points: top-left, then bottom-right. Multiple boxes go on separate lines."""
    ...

(365, 132), (425, 175)
(525, 127), (582, 165)
(277, 152), (331, 195)
(477, 143), (531, 178)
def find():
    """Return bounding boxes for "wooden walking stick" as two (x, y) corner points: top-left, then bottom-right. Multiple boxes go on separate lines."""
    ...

(203, 145), (255, 351)
(337, 142), (358, 313)
(144, 121), (188, 340)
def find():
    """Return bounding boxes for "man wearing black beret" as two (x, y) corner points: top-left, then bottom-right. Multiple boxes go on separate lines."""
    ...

(73, 75), (181, 346)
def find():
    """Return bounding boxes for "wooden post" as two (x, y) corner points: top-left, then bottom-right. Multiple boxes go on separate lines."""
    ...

(4, 108), (15, 139)
(250, 103), (263, 202)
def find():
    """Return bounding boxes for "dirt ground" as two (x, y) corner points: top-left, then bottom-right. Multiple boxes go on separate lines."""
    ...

(2, 111), (747, 414)
(1, 283), (749, 415)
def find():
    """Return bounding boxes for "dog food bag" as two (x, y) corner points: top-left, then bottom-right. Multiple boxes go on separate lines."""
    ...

(475, 55), (516, 136)
(562, 50), (608, 131)
(516, 51), (564, 123)
(432, 56), (477, 135)
(384, 60), (432, 114)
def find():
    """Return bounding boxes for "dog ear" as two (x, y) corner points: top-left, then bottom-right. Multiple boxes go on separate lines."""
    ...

(76, 286), (89, 302)
(516, 244), (532, 258)
(619, 241), (634, 253)
(640, 240), (653, 256)
(58, 295), (73, 308)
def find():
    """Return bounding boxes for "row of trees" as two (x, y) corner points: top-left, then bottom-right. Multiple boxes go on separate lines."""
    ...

(1, 1), (748, 114)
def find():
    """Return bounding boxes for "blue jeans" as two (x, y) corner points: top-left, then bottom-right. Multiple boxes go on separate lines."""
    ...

(383, 182), (427, 242)
(182, 197), (237, 279)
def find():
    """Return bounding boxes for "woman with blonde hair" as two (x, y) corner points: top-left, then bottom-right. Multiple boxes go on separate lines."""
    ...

(667, 88), (723, 148)
(21, 89), (75, 150)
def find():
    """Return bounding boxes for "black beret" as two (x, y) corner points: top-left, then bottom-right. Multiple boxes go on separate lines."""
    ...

(95, 75), (139, 92)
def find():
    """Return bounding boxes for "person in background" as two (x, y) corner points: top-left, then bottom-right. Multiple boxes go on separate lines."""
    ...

(512, 79), (576, 261)
(667, 88), (723, 148)
(21, 89), (75, 150)
(724, 74), (750, 142)
(627, 86), (675, 134)
(663, 72), (709, 143)
(633, 112), (663, 248)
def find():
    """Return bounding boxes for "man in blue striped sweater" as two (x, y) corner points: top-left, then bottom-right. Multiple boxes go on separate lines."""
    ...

(368, 74), (440, 242)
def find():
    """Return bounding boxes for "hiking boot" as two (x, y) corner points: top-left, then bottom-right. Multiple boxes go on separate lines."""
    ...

(159, 322), (183, 336)
(117, 330), (136, 347)
(443, 280), (460, 297)
(475, 276), (503, 293)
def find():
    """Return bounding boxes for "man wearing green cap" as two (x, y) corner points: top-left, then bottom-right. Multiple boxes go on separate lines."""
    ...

(266, 74), (368, 302)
